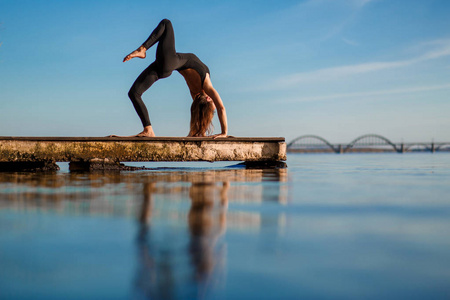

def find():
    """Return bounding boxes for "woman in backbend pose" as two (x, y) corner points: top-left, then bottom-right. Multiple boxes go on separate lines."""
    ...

(123, 19), (228, 138)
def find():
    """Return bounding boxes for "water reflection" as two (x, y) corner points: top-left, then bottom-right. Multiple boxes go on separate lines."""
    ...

(134, 181), (229, 299)
(188, 182), (228, 295)
(0, 168), (287, 210)
(3, 155), (450, 299)
(0, 167), (287, 299)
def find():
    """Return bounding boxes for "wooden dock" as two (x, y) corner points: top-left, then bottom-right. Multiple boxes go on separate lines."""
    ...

(0, 136), (286, 171)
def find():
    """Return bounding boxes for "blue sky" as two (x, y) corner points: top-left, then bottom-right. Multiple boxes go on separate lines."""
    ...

(0, 0), (449, 143)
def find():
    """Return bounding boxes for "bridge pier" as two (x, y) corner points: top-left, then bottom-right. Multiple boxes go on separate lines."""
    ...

(69, 158), (122, 172)
(0, 160), (60, 172)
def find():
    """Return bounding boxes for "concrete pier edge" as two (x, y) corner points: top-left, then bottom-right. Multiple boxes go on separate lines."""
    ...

(0, 136), (287, 171)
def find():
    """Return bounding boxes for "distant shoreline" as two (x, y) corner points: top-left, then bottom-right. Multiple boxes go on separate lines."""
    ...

(287, 148), (450, 153)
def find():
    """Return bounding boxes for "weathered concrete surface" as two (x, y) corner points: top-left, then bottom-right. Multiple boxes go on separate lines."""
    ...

(0, 137), (286, 163)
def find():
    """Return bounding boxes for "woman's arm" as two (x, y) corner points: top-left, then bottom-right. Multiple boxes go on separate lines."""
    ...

(203, 75), (228, 138)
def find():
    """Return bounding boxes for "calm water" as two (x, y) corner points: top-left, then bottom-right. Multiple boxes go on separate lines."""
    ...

(1, 153), (450, 300)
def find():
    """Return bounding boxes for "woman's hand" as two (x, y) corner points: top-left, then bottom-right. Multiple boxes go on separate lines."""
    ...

(210, 133), (229, 139)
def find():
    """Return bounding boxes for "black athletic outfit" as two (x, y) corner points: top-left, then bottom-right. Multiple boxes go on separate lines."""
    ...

(128, 19), (210, 127)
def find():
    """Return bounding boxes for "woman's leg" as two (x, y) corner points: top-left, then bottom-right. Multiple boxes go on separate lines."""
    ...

(142, 19), (176, 55)
(142, 19), (183, 77)
(126, 19), (183, 135)
(128, 62), (159, 127)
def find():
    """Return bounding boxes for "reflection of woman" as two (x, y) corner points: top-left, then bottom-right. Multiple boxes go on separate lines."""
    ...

(133, 179), (228, 298)
(123, 19), (228, 138)
(188, 182), (228, 283)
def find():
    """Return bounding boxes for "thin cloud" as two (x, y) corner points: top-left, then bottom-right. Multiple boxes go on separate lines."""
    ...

(272, 40), (450, 89)
(278, 0), (371, 42)
(309, 0), (376, 7)
(286, 83), (450, 103)
(342, 38), (360, 46)
(355, 0), (376, 7)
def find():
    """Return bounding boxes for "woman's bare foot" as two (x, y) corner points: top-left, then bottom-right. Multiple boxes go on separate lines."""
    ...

(134, 132), (155, 137)
(135, 125), (155, 137)
(108, 126), (155, 138)
(123, 46), (147, 62)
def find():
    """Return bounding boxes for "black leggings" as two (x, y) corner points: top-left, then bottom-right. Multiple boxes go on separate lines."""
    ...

(128, 19), (189, 127)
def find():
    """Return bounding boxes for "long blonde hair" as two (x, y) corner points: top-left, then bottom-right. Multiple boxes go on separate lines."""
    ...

(188, 94), (215, 137)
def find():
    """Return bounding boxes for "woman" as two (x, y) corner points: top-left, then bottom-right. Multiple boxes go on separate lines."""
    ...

(123, 19), (228, 138)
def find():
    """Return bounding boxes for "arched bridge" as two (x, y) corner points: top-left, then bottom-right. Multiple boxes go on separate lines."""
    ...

(345, 134), (398, 152)
(287, 135), (340, 153)
(287, 134), (449, 153)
